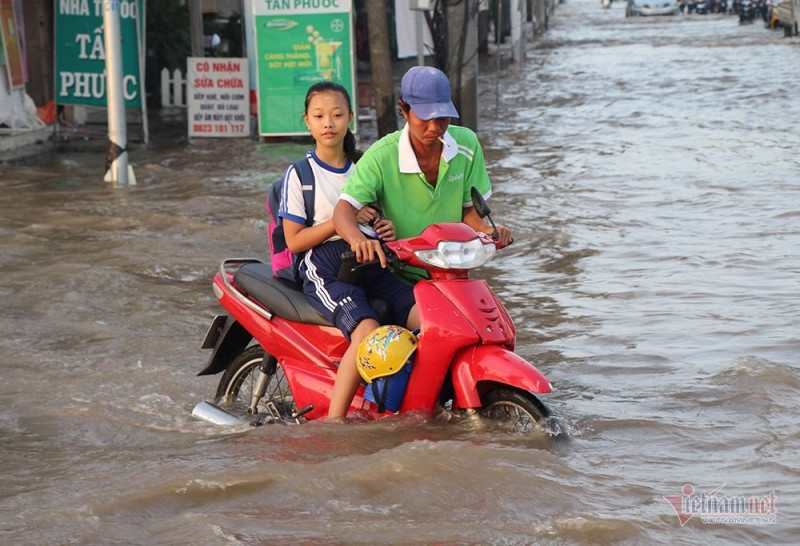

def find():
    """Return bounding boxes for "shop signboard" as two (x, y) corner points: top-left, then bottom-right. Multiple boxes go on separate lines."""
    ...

(54, 0), (145, 109)
(187, 57), (250, 138)
(252, 0), (355, 136)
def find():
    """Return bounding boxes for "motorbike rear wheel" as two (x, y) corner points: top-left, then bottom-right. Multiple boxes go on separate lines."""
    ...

(479, 388), (553, 433)
(214, 345), (297, 419)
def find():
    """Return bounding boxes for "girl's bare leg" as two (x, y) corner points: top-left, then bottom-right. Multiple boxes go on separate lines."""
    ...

(327, 318), (380, 420)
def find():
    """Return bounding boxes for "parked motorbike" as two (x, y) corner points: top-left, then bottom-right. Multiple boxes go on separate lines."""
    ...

(193, 190), (561, 435)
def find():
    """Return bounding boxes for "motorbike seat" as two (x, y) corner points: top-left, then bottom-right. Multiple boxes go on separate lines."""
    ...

(234, 262), (394, 327)
(234, 263), (333, 326)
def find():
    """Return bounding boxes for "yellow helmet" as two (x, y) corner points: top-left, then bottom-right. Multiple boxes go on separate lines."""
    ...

(356, 325), (418, 383)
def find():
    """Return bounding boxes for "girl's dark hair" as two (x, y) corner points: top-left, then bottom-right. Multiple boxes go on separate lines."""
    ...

(305, 81), (361, 162)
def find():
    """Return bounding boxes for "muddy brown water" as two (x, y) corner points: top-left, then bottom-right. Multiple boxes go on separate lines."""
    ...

(2, 1), (799, 543)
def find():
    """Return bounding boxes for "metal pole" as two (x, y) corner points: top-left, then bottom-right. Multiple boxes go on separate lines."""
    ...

(496, 0), (501, 119)
(510, 0), (521, 62)
(417, 10), (425, 65)
(189, 0), (205, 58)
(243, 0), (257, 136)
(103, 0), (133, 185)
(136, 0), (149, 144)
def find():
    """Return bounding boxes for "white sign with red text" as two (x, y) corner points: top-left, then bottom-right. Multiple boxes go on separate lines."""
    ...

(187, 57), (249, 138)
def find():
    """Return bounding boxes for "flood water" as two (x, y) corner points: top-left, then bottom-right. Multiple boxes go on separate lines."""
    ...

(2, 1), (799, 543)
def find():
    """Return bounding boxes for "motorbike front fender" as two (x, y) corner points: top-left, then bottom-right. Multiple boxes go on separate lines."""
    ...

(450, 345), (552, 408)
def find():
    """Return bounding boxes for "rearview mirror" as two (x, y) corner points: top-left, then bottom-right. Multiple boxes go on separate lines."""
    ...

(470, 186), (499, 240)
(470, 187), (491, 218)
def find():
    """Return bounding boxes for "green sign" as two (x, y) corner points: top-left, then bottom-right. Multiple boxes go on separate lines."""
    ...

(54, 0), (144, 109)
(252, 0), (355, 136)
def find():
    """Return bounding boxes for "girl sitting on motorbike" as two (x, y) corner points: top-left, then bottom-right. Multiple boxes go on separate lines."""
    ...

(279, 81), (420, 422)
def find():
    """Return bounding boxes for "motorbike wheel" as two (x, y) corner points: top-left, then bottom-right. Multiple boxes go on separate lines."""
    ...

(214, 345), (296, 419)
(479, 388), (553, 433)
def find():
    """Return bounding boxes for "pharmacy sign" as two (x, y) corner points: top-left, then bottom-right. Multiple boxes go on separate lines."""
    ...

(252, 0), (355, 136)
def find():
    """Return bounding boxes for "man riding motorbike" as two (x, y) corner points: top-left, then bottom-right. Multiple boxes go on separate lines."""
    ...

(333, 66), (513, 284)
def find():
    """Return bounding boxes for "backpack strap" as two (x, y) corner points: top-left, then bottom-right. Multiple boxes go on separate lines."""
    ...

(371, 382), (388, 414)
(292, 158), (315, 228)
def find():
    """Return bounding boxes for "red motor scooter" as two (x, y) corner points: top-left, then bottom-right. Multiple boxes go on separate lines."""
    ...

(193, 191), (559, 434)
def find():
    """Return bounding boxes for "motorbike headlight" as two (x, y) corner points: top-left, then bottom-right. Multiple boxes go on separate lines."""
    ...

(414, 238), (496, 269)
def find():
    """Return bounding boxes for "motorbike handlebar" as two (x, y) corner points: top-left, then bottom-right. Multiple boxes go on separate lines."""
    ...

(337, 223), (512, 283)
(337, 246), (401, 284)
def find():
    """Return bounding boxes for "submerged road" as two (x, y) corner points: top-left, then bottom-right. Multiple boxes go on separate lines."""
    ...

(1, 1), (798, 542)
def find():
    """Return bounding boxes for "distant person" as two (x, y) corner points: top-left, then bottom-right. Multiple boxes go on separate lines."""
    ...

(279, 81), (419, 421)
(333, 65), (512, 283)
(204, 32), (221, 56)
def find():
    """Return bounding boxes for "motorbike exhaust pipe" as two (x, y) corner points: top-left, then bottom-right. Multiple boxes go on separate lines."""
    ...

(192, 401), (246, 426)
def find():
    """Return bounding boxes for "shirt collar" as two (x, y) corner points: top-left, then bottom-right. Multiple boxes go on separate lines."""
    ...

(398, 125), (458, 173)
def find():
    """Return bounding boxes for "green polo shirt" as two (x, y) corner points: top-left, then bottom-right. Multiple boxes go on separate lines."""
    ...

(340, 124), (493, 242)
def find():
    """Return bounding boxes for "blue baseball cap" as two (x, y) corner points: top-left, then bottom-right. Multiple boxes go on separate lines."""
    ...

(400, 66), (459, 120)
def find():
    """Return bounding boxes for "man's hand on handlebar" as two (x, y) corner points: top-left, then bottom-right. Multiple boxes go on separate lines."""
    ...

(462, 206), (513, 248)
(494, 225), (513, 248)
(350, 237), (387, 268)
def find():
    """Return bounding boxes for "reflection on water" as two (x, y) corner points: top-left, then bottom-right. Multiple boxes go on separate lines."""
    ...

(2, 1), (799, 542)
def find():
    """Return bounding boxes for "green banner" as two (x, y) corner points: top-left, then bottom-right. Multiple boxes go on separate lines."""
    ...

(252, 0), (355, 136)
(54, 0), (144, 109)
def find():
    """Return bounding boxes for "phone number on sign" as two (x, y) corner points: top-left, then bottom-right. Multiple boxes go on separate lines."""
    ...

(193, 124), (247, 134)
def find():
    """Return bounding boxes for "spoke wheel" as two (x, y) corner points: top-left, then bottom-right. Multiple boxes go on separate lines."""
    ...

(479, 388), (553, 434)
(214, 345), (296, 419)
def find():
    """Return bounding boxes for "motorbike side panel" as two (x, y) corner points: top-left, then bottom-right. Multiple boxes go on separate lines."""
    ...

(281, 360), (374, 420)
(210, 272), (359, 420)
(214, 273), (348, 369)
(450, 345), (552, 409)
(432, 280), (516, 346)
(280, 358), (336, 420)
(400, 281), (481, 412)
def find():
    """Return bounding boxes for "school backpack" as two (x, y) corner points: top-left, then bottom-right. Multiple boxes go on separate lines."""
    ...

(266, 158), (315, 285)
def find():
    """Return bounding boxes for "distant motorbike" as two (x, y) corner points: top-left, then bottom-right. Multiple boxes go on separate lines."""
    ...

(739, 0), (756, 21)
(695, 0), (710, 13)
